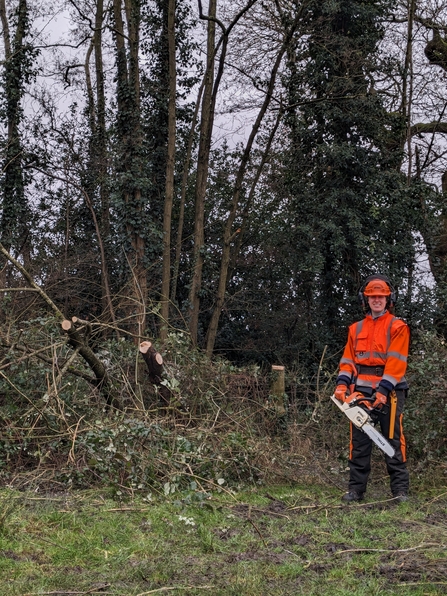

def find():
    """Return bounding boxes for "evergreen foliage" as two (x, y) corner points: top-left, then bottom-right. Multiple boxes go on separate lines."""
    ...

(0, 0), (38, 259)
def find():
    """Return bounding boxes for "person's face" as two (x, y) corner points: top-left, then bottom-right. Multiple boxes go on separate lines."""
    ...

(368, 295), (387, 315)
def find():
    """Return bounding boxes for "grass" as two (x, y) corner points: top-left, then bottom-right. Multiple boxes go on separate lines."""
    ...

(1, 484), (447, 595)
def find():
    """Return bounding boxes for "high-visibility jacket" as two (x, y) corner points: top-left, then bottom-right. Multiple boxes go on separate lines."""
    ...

(337, 311), (409, 395)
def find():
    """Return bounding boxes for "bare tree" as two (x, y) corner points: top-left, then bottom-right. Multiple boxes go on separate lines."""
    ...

(188, 0), (259, 345)
(205, 3), (304, 355)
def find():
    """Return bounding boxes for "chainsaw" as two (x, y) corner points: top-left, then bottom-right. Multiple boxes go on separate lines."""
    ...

(330, 393), (395, 457)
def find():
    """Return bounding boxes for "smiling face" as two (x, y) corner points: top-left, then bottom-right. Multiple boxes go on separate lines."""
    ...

(368, 295), (387, 315)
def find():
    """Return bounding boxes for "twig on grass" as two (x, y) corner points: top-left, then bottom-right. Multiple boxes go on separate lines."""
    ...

(105, 507), (153, 512)
(283, 548), (302, 558)
(24, 587), (112, 595)
(301, 542), (443, 571)
(34, 535), (72, 550)
(136, 587), (214, 595)
(334, 542), (443, 555)
(395, 582), (447, 587)
(24, 497), (66, 501)
(416, 490), (447, 511)
(288, 495), (400, 512)
(246, 517), (268, 547)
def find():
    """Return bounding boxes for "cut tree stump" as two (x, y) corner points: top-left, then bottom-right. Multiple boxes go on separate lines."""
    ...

(139, 341), (170, 403)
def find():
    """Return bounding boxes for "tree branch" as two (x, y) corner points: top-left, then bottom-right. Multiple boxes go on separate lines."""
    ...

(410, 122), (447, 136)
(0, 243), (64, 319)
(0, 243), (111, 401)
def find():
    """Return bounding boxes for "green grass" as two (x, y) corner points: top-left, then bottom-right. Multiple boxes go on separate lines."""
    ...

(1, 485), (447, 595)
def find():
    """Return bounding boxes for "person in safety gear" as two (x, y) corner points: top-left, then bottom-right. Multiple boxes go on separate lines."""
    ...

(334, 274), (410, 503)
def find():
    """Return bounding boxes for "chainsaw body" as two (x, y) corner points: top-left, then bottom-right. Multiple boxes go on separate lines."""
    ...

(330, 394), (395, 457)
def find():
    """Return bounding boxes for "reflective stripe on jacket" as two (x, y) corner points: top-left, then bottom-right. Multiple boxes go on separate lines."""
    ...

(338, 311), (409, 392)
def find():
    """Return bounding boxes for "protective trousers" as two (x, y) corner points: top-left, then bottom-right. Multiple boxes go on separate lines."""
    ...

(348, 390), (409, 496)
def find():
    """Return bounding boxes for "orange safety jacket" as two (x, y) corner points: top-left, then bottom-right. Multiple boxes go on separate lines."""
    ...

(337, 311), (409, 395)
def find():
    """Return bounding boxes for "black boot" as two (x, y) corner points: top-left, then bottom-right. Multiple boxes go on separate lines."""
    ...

(341, 490), (364, 503)
(392, 491), (409, 503)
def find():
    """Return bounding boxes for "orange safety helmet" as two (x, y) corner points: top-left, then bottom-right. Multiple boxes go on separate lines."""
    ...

(358, 274), (397, 310)
(363, 279), (391, 297)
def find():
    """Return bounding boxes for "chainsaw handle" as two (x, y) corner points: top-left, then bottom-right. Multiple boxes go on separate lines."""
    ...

(349, 392), (388, 415)
(353, 396), (374, 412)
(357, 396), (375, 404)
(347, 392), (374, 407)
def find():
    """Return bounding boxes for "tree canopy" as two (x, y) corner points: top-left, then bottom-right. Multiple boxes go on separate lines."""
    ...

(1, 0), (447, 378)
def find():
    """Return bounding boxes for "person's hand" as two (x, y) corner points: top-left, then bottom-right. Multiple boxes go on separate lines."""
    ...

(372, 391), (387, 409)
(334, 385), (348, 402)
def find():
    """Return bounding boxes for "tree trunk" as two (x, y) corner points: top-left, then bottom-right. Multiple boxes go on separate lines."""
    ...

(112, 0), (146, 340)
(160, 0), (177, 341)
(0, 0), (31, 279)
(188, 0), (259, 345)
(94, 0), (109, 238)
(82, 6), (117, 332)
(402, 0), (415, 181)
(171, 81), (205, 305)
(188, 0), (217, 345)
(93, 0), (114, 323)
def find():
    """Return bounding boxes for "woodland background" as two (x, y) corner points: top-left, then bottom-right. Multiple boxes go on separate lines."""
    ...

(1, 0), (447, 492)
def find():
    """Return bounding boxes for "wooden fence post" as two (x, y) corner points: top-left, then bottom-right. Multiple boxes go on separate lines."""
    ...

(271, 365), (287, 416)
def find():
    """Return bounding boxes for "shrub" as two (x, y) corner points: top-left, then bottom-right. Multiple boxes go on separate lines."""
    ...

(405, 330), (447, 465)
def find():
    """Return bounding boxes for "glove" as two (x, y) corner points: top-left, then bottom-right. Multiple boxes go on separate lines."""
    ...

(372, 391), (387, 409)
(334, 384), (348, 402)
